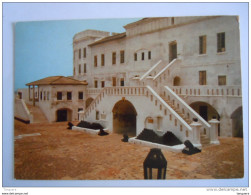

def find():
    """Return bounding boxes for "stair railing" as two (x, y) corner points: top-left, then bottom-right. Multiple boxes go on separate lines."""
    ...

(163, 85), (211, 129)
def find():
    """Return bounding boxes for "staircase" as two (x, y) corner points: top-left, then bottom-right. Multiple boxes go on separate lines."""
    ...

(200, 134), (210, 146)
(26, 104), (48, 123)
(160, 95), (192, 125)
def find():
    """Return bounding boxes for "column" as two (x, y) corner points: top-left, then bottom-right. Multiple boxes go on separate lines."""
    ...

(190, 118), (202, 145)
(209, 118), (220, 144)
(28, 85), (31, 101)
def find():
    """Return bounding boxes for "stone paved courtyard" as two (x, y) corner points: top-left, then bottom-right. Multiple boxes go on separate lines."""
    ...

(14, 120), (244, 180)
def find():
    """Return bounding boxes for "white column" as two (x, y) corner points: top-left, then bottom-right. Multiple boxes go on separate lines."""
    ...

(190, 119), (202, 145)
(209, 118), (220, 144)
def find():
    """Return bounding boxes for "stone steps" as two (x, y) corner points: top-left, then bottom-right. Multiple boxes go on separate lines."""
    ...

(27, 104), (49, 123)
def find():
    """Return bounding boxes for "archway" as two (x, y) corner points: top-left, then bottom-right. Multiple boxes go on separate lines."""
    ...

(86, 97), (94, 109)
(112, 99), (137, 137)
(173, 76), (181, 86)
(190, 101), (220, 135)
(56, 108), (72, 122)
(231, 107), (243, 137)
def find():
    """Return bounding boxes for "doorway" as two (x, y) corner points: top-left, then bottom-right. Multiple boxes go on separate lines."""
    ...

(169, 41), (177, 62)
(56, 108), (72, 122)
(199, 106), (208, 121)
(112, 100), (137, 137)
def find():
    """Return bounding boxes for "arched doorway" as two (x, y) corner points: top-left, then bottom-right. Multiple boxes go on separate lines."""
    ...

(86, 97), (94, 109)
(112, 99), (137, 137)
(173, 76), (181, 86)
(56, 108), (72, 122)
(190, 101), (220, 135)
(231, 107), (243, 137)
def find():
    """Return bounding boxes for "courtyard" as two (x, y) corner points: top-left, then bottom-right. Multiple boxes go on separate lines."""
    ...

(14, 119), (244, 180)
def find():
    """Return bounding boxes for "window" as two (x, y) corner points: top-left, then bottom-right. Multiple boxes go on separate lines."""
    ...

(120, 50), (125, 63)
(142, 52), (144, 60)
(94, 80), (98, 88)
(79, 64), (81, 74)
(83, 48), (86, 58)
(79, 49), (81, 59)
(78, 92), (83, 100)
(67, 92), (72, 100)
(112, 77), (116, 87)
(171, 17), (175, 25)
(47, 91), (50, 100)
(40, 92), (42, 100)
(218, 75), (226, 85)
(120, 78), (124, 86)
(101, 81), (105, 88)
(101, 54), (105, 66)
(84, 63), (87, 73)
(217, 32), (225, 53)
(94, 55), (97, 67)
(96, 111), (99, 120)
(57, 92), (62, 100)
(148, 51), (151, 59)
(199, 35), (207, 54)
(44, 91), (46, 100)
(134, 53), (137, 61)
(199, 71), (207, 85)
(112, 52), (116, 65)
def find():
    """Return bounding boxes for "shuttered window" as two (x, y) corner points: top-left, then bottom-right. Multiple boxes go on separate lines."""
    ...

(199, 71), (207, 85)
(199, 35), (207, 54)
(217, 32), (225, 53)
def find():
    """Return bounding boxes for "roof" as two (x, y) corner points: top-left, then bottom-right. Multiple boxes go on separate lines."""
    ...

(26, 76), (88, 86)
(88, 32), (126, 46)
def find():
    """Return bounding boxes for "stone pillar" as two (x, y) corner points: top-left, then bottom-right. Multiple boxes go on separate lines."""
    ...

(32, 85), (35, 106)
(190, 118), (202, 145)
(28, 85), (31, 101)
(209, 118), (220, 144)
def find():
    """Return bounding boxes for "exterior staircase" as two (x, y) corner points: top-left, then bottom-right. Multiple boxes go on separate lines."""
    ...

(200, 134), (210, 146)
(26, 104), (49, 123)
(160, 95), (192, 125)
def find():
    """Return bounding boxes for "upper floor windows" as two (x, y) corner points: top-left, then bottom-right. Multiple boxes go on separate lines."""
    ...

(57, 92), (63, 100)
(148, 51), (151, 60)
(101, 54), (105, 66)
(120, 50), (125, 63)
(218, 75), (226, 85)
(94, 80), (98, 88)
(79, 49), (81, 59)
(84, 63), (87, 73)
(171, 17), (175, 25)
(67, 92), (72, 100)
(83, 47), (86, 58)
(78, 92), (83, 100)
(199, 35), (207, 54)
(141, 52), (145, 60)
(79, 64), (81, 74)
(199, 71), (207, 85)
(134, 53), (137, 61)
(94, 55), (98, 67)
(112, 52), (116, 65)
(217, 32), (225, 53)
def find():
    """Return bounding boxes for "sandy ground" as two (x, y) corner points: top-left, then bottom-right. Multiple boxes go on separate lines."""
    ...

(14, 120), (244, 180)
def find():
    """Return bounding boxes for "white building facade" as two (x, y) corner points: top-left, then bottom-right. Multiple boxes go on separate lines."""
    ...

(17, 16), (242, 147)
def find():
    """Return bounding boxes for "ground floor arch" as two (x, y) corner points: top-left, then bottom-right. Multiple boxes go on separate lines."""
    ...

(56, 108), (72, 122)
(190, 101), (220, 135)
(231, 106), (243, 137)
(112, 99), (137, 137)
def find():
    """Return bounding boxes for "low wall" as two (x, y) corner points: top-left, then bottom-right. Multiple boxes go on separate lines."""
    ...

(14, 99), (33, 123)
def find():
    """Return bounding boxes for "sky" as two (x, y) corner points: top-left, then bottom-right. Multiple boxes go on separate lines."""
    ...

(3, 2), (249, 189)
(14, 18), (141, 91)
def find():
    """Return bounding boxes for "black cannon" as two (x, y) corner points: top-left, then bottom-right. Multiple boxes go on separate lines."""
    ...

(182, 140), (201, 155)
(121, 134), (129, 142)
(67, 122), (74, 129)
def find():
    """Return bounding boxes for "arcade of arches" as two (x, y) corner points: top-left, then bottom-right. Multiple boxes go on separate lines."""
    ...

(112, 100), (137, 137)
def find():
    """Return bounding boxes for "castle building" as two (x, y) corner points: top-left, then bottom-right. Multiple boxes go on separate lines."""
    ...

(16, 16), (242, 147)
